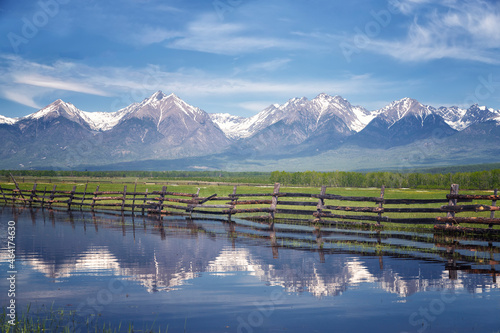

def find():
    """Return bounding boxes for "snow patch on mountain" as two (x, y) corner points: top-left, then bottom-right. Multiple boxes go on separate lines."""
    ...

(435, 106), (467, 130)
(79, 109), (130, 131)
(0, 115), (18, 125)
(211, 104), (286, 139)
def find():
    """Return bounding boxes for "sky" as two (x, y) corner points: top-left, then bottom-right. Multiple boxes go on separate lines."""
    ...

(1, 0), (500, 118)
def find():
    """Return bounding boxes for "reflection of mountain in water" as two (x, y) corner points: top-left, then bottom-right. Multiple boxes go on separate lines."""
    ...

(4, 208), (498, 298)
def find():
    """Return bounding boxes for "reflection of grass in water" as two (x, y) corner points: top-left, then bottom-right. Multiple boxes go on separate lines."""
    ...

(0, 304), (171, 333)
(274, 234), (493, 264)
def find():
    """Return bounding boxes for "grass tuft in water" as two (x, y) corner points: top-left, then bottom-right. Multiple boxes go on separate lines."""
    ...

(0, 304), (170, 333)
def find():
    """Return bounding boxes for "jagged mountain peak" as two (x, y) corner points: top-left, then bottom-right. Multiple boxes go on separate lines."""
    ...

(377, 97), (435, 126)
(314, 93), (345, 102)
(25, 99), (83, 121)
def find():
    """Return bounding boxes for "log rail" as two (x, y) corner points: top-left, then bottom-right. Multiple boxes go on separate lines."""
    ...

(0, 182), (498, 233)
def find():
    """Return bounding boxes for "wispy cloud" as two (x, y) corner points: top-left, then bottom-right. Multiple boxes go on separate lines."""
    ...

(390, 0), (435, 15)
(0, 55), (403, 112)
(0, 56), (111, 108)
(165, 14), (307, 55)
(130, 26), (182, 46)
(233, 58), (292, 75)
(1, 89), (40, 109)
(363, 0), (500, 63)
(14, 74), (110, 96)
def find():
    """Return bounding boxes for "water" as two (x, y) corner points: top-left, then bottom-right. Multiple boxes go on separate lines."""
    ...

(0, 206), (499, 332)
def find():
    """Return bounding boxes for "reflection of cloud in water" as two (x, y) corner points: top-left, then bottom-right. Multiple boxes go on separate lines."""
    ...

(24, 246), (120, 281)
(9, 210), (499, 299)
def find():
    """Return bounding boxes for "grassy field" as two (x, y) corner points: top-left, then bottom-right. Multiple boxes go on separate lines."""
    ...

(0, 177), (497, 231)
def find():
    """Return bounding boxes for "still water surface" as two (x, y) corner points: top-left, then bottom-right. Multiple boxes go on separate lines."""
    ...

(0, 206), (499, 332)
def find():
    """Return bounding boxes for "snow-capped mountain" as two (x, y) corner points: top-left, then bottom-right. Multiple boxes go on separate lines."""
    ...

(0, 92), (499, 169)
(210, 93), (372, 140)
(376, 97), (435, 127)
(348, 98), (458, 148)
(0, 91), (230, 168)
(106, 91), (229, 157)
(19, 99), (92, 129)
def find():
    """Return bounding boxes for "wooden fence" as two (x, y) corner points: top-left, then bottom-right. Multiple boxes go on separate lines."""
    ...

(1, 182), (499, 230)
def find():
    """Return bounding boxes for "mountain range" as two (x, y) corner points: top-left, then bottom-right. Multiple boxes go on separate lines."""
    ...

(0, 91), (499, 171)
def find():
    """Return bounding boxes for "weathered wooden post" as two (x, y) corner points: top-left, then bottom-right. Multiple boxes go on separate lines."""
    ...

(269, 183), (280, 226)
(121, 185), (127, 212)
(131, 182), (137, 214)
(41, 186), (47, 207)
(378, 185), (385, 225)
(228, 185), (237, 222)
(28, 183), (37, 206)
(67, 185), (76, 211)
(80, 183), (88, 210)
(10, 173), (25, 203)
(447, 184), (459, 226)
(490, 189), (498, 229)
(158, 185), (167, 215)
(0, 185), (8, 204)
(316, 185), (326, 221)
(142, 188), (148, 215)
(91, 185), (99, 211)
(48, 185), (57, 209)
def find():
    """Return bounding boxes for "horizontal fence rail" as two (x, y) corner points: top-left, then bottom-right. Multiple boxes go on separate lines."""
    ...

(1, 183), (499, 232)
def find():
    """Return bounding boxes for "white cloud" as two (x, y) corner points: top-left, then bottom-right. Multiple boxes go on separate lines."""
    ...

(165, 14), (307, 55)
(233, 58), (292, 75)
(362, 0), (500, 63)
(14, 74), (110, 96)
(1, 89), (40, 109)
(130, 27), (182, 46)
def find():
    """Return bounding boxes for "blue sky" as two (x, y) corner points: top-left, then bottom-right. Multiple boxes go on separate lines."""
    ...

(1, 0), (500, 118)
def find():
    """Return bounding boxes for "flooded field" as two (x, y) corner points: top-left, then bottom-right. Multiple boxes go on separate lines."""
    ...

(1, 206), (499, 332)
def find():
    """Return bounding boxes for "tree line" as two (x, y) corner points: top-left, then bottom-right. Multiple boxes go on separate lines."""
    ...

(270, 169), (500, 189)
(1, 169), (498, 189)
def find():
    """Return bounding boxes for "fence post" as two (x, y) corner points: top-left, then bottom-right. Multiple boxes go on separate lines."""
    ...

(378, 185), (385, 225)
(229, 185), (237, 222)
(48, 185), (57, 209)
(67, 185), (76, 211)
(447, 184), (459, 226)
(0, 185), (7, 204)
(269, 183), (281, 223)
(80, 183), (88, 211)
(142, 188), (148, 216)
(91, 185), (99, 211)
(121, 185), (127, 212)
(316, 186), (326, 221)
(28, 183), (37, 206)
(41, 186), (47, 207)
(132, 182), (137, 214)
(490, 189), (498, 229)
(158, 186), (167, 215)
(10, 173), (25, 202)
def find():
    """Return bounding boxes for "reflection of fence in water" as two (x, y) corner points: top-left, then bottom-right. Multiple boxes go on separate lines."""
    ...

(1, 183), (499, 231)
(6, 204), (499, 283)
